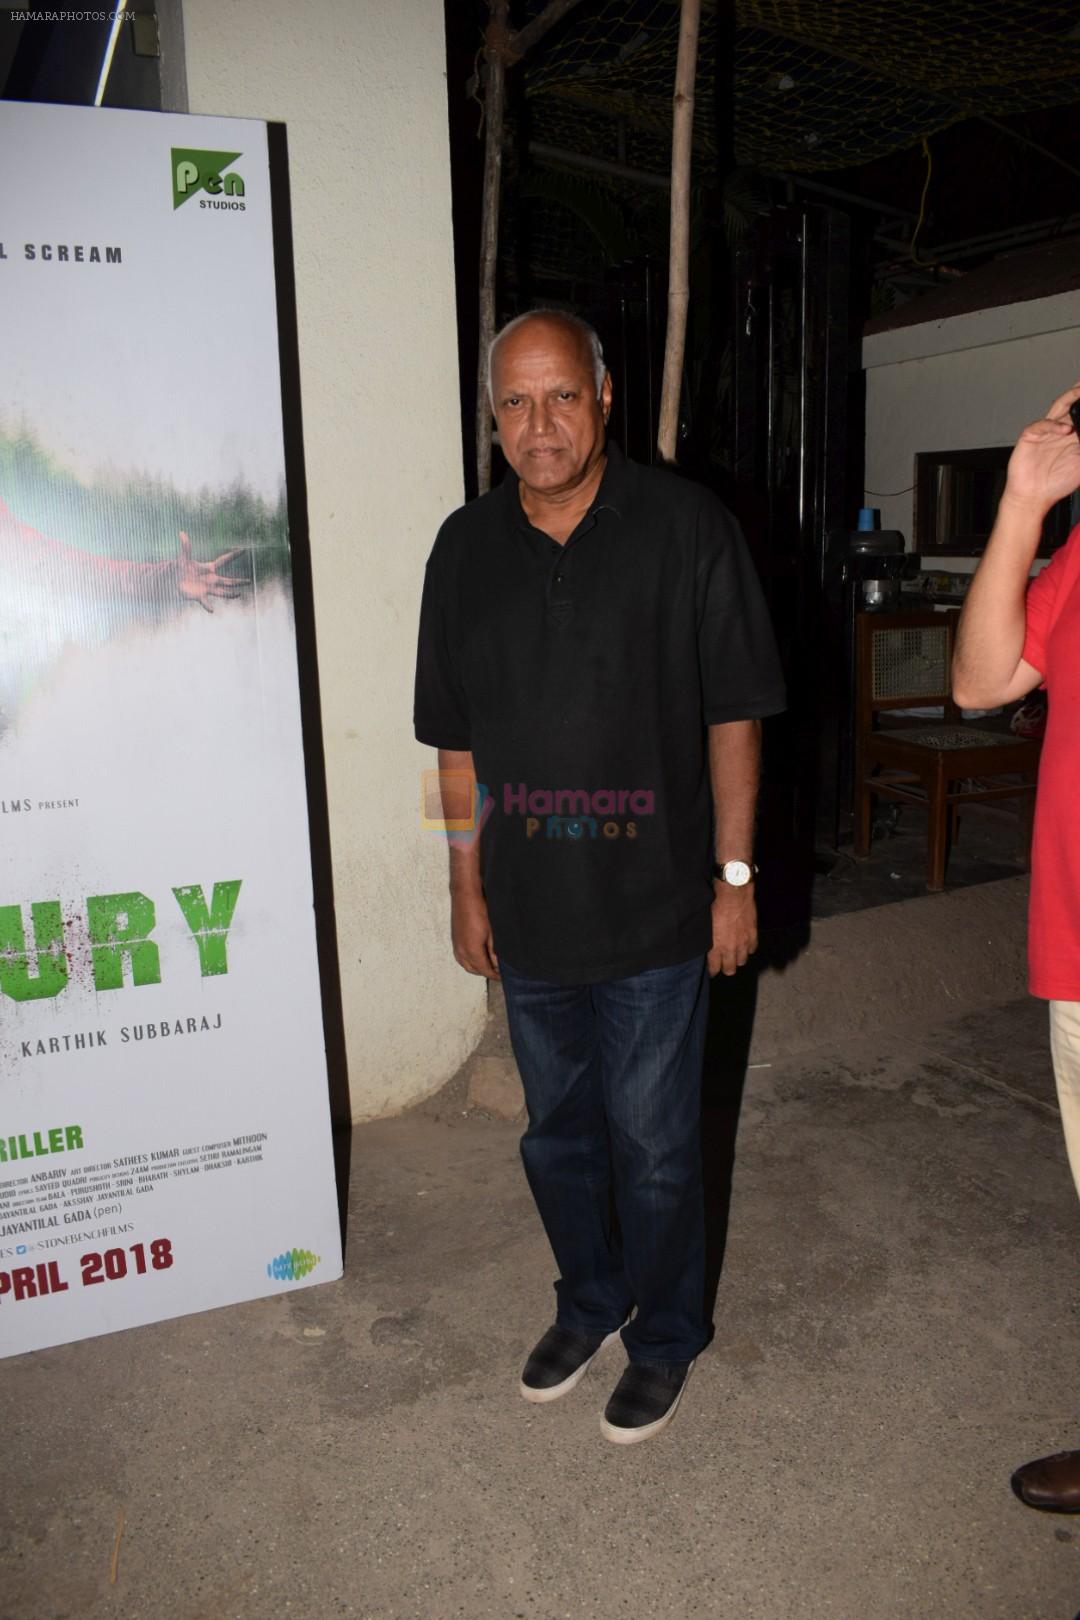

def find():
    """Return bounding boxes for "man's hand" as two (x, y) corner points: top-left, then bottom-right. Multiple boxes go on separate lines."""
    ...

(451, 888), (500, 980)
(708, 881), (758, 978)
(1001, 382), (1080, 517)
(176, 531), (250, 613)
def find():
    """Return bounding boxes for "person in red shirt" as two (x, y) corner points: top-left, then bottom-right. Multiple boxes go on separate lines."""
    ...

(953, 379), (1080, 1513)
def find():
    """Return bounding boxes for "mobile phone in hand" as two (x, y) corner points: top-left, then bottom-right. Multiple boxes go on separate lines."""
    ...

(1070, 399), (1080, 437)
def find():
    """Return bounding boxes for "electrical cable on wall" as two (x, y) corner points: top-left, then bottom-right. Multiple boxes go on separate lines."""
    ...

(910, 137), (933, 264)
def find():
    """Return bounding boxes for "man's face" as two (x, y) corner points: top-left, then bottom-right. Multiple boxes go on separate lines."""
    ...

(491, 318), (612, 499)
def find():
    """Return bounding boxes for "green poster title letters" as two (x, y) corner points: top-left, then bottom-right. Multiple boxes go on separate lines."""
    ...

(0, 902), (68, 1002)
(0, 883), (244, 999)
(87, 892), (161, 991)
(172, 881), (243, 977)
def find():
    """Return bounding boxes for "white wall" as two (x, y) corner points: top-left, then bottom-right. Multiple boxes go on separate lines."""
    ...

(863, 291), (1080, 570)
(183, 0), (486, 1119)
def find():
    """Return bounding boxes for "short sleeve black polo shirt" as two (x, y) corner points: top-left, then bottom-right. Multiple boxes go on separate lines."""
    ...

(414, 443), (786, 984)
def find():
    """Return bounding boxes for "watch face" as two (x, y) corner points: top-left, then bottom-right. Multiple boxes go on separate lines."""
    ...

(723, 860), (752, 886)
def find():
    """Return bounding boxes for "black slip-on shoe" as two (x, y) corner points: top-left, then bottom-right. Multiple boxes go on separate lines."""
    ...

(600, 1358), (694, 1444)
(519, 1322), (624, 1404)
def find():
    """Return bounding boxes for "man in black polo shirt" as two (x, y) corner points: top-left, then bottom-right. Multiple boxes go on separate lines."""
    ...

(414, 310), (784, 1443)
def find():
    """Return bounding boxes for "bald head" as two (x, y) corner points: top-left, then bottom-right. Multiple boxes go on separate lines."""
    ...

(488, 308), (612, 505)
(487, 311), (606, 407)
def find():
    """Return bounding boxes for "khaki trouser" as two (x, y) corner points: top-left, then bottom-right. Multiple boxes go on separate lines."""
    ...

(1048, 1000), (1080, 1203)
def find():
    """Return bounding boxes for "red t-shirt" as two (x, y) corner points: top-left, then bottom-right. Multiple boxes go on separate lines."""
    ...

(1022, 521), (1080, 999)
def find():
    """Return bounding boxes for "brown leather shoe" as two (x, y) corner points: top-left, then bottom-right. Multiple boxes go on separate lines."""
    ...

(1011, 1450), (1080, 1512)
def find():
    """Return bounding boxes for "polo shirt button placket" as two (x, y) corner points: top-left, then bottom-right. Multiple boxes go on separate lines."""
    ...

(546, 552), (573, 627)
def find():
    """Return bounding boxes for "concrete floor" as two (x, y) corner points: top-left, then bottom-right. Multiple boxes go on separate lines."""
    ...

(813, 801), (1031, 920)
(3, 996), (1079, 1620)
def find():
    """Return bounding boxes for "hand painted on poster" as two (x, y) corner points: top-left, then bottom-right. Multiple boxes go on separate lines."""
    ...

(176, 531), (250, 613)
(0, 491), (261, 728)
(2, 498), (250, 608)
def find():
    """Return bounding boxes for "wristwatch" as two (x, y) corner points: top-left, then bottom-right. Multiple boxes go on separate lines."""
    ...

(712, 859), (757, 887)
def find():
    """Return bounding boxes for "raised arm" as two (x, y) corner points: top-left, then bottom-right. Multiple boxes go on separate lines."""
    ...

(1, 500), (247, 609)
(953, 382), (1080, 707)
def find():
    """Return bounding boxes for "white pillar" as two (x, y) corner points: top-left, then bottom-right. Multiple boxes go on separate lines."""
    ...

(184, 0), (486, 1118)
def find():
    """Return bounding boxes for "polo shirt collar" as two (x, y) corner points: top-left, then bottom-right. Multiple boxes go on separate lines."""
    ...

(502, 438), (629, 535)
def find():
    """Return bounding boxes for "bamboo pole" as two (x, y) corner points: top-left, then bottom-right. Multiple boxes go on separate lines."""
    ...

(474, 0), (586, 494)
(476, 0), (511, 496)
(657, 0), (701, 464)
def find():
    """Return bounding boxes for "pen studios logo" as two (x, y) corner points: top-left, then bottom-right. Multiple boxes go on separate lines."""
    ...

(171, 148), (246, 212)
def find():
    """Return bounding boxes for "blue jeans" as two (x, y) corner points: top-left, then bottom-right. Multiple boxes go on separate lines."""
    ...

(500, 954), (710, 1367)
